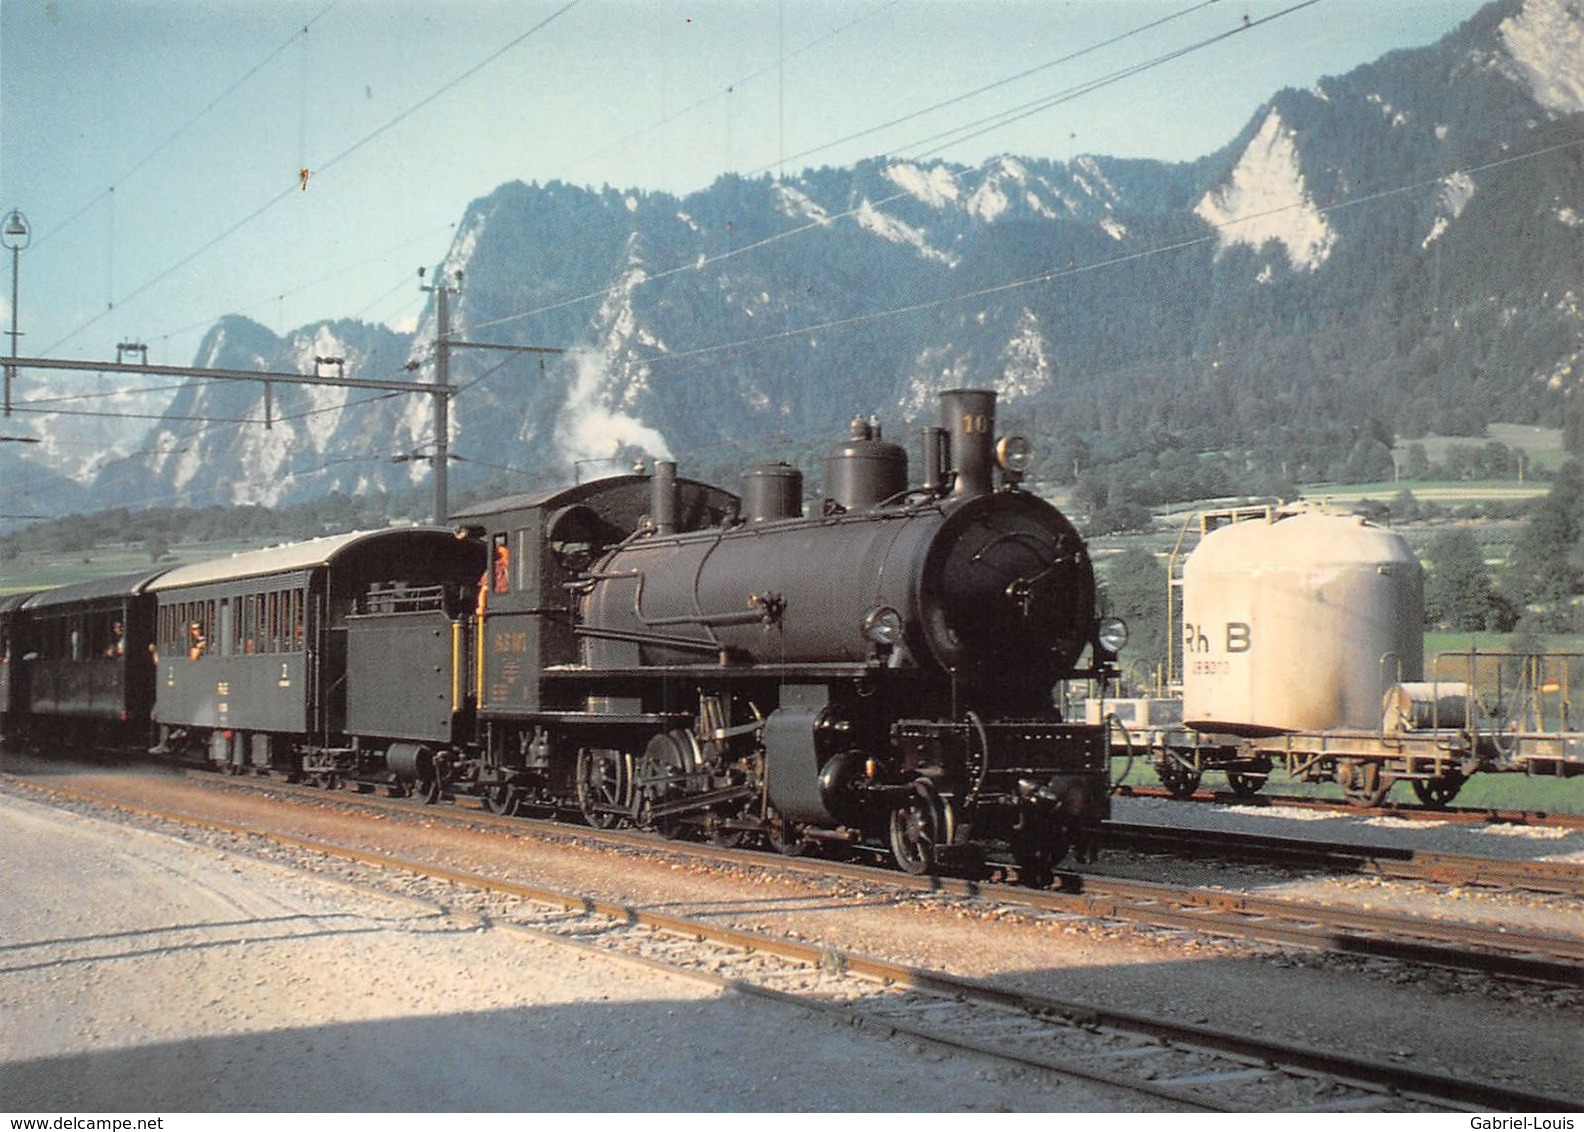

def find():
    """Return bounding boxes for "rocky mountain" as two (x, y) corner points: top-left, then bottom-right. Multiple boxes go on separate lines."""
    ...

(49, 0), (1584, 518)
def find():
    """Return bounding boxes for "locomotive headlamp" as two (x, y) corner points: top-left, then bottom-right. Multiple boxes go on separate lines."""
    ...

(995, 434), (1034, 475)
(1098, 617), (1129, 655)
(862, 606), (904, 647)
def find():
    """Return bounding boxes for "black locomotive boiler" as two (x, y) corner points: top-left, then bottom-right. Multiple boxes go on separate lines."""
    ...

(447, 388), (1122, 880)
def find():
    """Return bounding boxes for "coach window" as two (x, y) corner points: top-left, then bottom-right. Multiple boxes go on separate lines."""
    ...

(89, 610), (117, 658)
(255, 592), (268, 653)
(515, 529), (531, 590)
(290, 589), (304, 650)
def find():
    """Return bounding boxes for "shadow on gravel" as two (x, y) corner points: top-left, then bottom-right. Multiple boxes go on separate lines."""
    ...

(0, 996), (1089, 1112)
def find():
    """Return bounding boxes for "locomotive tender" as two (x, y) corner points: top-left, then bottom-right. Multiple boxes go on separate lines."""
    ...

(0, 388), (1122, 882)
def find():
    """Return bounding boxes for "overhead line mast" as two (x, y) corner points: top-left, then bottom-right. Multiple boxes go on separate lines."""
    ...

(417, 266), (564, 523)
(6, 269), (564, 525)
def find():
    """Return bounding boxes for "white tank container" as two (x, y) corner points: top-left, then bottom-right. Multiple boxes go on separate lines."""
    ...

(1181, 509), (1424, 734)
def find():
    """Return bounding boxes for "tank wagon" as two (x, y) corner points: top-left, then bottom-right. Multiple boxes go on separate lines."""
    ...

(1, 389), (1123, 884)
(1108, 505), (1584, 806)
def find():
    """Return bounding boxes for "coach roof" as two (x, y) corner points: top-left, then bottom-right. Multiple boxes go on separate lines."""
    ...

(21, 570), (170, 610)
(145, 528), (462, 592)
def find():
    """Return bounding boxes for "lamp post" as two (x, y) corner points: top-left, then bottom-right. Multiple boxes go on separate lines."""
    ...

(2, 209), (30, 418)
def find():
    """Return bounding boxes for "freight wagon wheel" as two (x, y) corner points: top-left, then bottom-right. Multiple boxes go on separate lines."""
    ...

(576, 748), (631, 829)
(1155, 755), (1201, 799)
(888, 781), (951, 876)
(1336, 759), (1390, 807)
(1410, 771), (1465, 809)
(1225, 771), (1267, 797)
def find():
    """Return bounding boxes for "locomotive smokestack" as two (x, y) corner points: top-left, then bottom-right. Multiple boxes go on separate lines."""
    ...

(651, 460), (678, 534)
(940, 389), (997, 499)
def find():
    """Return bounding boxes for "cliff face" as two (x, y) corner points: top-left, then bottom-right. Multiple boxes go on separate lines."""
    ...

(80, 0), (1584, 513)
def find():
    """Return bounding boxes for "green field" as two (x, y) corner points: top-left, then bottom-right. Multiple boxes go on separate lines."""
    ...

(1395, 423), (1567, 474)
(1307, 479), (1548, 506)
(0, 540), (275, 596)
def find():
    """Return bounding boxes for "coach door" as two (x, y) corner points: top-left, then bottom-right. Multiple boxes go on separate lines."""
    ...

(307, 579), (338, 744)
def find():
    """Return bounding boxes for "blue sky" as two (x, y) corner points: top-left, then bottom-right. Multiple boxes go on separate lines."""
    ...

(1, 0), (1488, 377)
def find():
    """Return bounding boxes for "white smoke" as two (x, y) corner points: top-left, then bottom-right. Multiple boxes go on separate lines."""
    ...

(554, 347), (672, 472)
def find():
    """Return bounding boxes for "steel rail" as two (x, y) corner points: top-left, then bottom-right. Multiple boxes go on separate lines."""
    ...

(1104, 821), (1584, 897)
(1036, 876), (1584, 986)
(1118, 784), (1584, 830)
(202, 771), (1584, 984)
(8, 775), (1577, 1114)
(19, 766), (1583, 986)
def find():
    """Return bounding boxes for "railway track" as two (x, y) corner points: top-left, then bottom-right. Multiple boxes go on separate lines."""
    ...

(6, 774), (1576, 1113)
(1117, 784), (1584, 830)
(12, 767), (1584, 989)
(1104, 821), (1584, 898)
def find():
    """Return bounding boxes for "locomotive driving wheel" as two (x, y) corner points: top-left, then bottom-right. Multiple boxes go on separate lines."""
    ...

(638, 731), (698, 839)
(576, 748), (631, 829)
(888, 781), (953, 876)
(483, 784), (521, 816)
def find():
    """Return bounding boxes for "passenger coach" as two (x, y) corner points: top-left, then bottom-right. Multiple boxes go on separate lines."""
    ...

(147, 528), (484, 775)
(14, 572), (162, 750)
(0, 591), (38, 743)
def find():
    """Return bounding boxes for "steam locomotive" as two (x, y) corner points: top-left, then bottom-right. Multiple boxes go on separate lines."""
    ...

(0, 389), (1123, 883)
